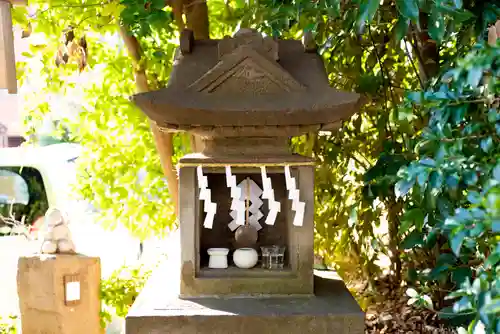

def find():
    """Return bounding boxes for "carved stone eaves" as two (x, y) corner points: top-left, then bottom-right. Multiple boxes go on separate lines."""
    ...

(218, 28), (279, 62)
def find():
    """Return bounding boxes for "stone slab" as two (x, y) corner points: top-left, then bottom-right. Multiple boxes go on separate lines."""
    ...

(126, 268), (364, 334)
(17, 254), (102, 334)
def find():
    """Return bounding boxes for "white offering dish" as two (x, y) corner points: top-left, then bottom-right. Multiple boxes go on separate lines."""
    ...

(207, 248), (230, 269)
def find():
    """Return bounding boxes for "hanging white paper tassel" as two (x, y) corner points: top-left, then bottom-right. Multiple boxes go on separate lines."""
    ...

(226, 166), (246, 231)
(227, 174), (264, 232)
(260, 166), (281, 225)
(284, 165), (305, 227)
(197, 166), (217, 229)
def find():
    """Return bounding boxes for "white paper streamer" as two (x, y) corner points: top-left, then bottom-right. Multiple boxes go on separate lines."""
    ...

(227, 175), (264, 232)
(260, 166), (281, 225)
(284, 165), (305, 227)
(197, 166), (217, 229)
(226, 166), (246, 229)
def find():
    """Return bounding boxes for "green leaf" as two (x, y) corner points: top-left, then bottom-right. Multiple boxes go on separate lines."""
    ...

(453, 296), (474, 313)
(480, 137), (493, 153)
(421, 295), (434, 309)
(484, 253), (499, 269)
(402, 230), (424, 249)
(492, 220), (500, 233)
(394, 17), (410, 41)
(407, 91), (423, 104)
(304, 22), (317, 33)
(466, 191), (481, 204)
(436, 252), (456, 267)
(452, 267), (472, 287)
(425, 228), (439, 247)
(451, 105), (467, 124)
(487, 108), (500, 123)
(152, 0), (166, 9)
(429, 171), (443, 191)
(480, 299), (500, 315)
(22, 51), (35, 60)
(438, 306), (460, 320)
(429, 6), (445, 42)
(420, 158), (436, 167)
(417, 169), (429, 186)
(466, 67), (483, 88)
(446, 174), (460, 188)
(400, 208), (425, 234)
(450, 230), (467, 257)
(357, 0), (380, 28)
(395, 0), (419, 23)
(429, 263), (452, 280)
(453, 0), (463, 9)
(395, 179), (415, 198)
(463, 171), (478, 186)
(406, 288), (418, 298)
(407, 297), (418, 305)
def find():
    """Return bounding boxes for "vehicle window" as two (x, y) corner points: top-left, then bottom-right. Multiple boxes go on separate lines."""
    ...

(0, 170), (29, 204)
(0, 167), (49, 235)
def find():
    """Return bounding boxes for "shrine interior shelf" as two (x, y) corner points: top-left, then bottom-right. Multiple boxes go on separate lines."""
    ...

(198, 266), (294, 278)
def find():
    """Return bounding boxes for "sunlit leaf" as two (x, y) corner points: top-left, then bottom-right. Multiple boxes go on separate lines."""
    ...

(395, 0), (419, 23)
(450, 230), (467, 257)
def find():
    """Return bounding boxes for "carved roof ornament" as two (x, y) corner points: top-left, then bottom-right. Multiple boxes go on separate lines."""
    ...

(302, 31), (317, 53)
(218, 28), (279, 61)
(180, 29), (194, 55)
(189, 44), (304, 94)
(132, 29), (366, 140)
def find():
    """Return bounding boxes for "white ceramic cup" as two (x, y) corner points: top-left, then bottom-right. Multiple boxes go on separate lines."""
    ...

(207, 248), (230, 269)
(233, 247), (258, 269)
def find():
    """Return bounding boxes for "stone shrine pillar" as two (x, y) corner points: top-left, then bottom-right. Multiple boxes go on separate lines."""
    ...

(17, 208), (102, 334)
(17, 255), (102, 334)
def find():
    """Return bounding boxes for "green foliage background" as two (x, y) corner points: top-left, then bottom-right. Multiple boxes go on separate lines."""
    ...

(12, 0), (500, 332)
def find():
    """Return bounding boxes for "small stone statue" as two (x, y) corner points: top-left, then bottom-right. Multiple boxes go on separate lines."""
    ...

(40, 207), (76, 254)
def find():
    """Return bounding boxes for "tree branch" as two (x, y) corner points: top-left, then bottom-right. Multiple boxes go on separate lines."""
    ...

(403, 37), (424, 90)
(119, 25), (179, 218)
(165, 0), (185, 31)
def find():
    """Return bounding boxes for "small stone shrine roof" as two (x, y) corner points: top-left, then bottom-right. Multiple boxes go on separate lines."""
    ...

(132, 29), (364, 130)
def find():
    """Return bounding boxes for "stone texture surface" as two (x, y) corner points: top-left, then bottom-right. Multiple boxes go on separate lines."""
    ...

(178, 153), (314, 165)
(126, 269), (364, 334)
(132, 29), (364, 132)
(17, 254), (102, 334)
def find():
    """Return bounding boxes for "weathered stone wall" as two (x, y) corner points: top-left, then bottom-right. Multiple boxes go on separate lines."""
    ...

(17, 254), (101, 334)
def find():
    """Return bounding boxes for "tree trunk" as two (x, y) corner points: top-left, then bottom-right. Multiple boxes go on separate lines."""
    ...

(412, 13), (440, 84)
(119, 26), (180, 217)
(119, 0), (211, 219)
(183, 0), (209, 152)
(0, 0), (18, 93)
(184, 0), (210, 39)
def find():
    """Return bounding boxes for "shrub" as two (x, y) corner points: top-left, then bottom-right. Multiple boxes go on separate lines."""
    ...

(396, 42), (499, 332)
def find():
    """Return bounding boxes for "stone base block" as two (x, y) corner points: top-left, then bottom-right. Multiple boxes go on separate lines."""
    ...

(126, 269), (364, 334)
(17, 254), (101, 334)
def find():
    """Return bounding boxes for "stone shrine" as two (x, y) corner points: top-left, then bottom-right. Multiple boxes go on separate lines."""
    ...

(126, 28), (365, 334)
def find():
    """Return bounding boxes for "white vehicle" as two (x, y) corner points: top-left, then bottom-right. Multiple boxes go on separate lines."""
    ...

(0, 143), (142, 277)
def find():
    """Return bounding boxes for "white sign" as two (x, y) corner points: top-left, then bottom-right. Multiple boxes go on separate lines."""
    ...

(65, 281), (81, 302)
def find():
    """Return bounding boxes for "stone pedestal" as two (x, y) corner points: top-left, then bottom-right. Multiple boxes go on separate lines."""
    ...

(17, 254), (102, 334)
(126, 265), (364, 334)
